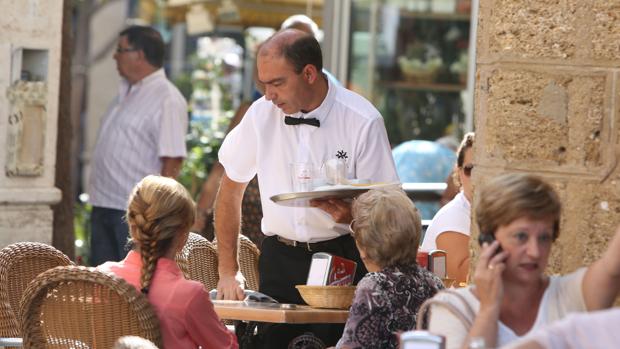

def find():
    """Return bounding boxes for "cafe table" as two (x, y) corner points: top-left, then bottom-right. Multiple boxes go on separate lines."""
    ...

(212, 300), (349, 324)
(214, 300), (349, 348)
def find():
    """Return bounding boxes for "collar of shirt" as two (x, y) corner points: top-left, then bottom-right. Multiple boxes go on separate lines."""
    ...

(118, 68), (167, 101)
(289, 78), (336, 127)
(123, 250), (182, 277)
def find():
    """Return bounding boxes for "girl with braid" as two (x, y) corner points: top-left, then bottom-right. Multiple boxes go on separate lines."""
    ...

(98, 175), (238, 349)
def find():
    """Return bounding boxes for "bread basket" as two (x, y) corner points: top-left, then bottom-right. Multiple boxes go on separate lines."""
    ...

(295, 285), (356, 309)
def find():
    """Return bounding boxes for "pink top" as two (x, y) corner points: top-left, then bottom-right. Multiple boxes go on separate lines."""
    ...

(98, 251), (238, 349)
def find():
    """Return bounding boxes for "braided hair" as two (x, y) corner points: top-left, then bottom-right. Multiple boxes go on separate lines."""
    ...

(126, 175), (195, 294)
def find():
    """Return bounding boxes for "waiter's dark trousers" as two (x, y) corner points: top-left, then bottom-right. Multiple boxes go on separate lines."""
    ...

(255, 234), (367, 348)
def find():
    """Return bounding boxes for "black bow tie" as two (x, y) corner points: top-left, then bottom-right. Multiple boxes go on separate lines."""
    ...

(284, 116), (320, 127)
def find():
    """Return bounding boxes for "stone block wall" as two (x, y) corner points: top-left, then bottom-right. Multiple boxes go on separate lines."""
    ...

(473, 0), (620, 274)
(0, 1), (64, 246)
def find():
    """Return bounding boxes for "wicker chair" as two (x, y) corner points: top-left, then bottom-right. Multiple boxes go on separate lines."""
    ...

(175, 233), (219, 292)
(19, 266), (161, 349)
(0, 242), (72, 342)
(238, 236), (260, 292)
(175, 232), (208, 278)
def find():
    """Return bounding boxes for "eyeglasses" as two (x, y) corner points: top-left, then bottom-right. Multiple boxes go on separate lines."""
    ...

(348, 219), (357, 238)
(463, 164), (474, 177)
(116, 47), (138, 54)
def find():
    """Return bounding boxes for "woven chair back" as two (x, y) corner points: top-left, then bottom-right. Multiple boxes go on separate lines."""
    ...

(176, 233), (219, 292)
(238, 236), (260, 291)
(212, 235), (260, 291)
(20, 266), (161, 349)
(0, 242), (72, 339)
(175, 232), (209, 278)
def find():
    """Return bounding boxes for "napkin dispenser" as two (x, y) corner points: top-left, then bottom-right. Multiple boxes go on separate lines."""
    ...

(306, 252), (357, 286)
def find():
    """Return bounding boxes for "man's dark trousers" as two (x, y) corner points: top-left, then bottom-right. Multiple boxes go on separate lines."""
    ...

(90, 206), (130, 266)
(255, 234), (366, 348)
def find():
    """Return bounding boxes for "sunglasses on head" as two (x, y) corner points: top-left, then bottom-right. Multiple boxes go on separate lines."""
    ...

(463, 164), (474, 177)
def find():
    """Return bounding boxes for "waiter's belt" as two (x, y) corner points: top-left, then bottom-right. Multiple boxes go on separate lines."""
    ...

(275, 234), (351, 251)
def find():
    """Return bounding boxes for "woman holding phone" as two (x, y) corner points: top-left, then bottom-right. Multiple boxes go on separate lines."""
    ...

(426, 173), (620, 349)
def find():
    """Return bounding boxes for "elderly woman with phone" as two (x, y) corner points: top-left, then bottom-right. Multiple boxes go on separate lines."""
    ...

(426, 173), (620, 349)
(335, 188), (444, 349)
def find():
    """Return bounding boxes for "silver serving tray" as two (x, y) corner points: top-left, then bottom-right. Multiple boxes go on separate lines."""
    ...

(270, 188), (370, 207)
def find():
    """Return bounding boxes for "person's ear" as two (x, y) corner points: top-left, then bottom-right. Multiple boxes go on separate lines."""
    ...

(302, 64), (318, 83)
(136, 49), (147, 63)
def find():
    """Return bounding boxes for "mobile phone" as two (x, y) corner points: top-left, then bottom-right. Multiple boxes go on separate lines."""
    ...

(478, 233), (503, 255)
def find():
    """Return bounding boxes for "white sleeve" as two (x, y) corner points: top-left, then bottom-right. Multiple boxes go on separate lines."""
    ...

(158, 93), (188, 158)
(355, 116), (399, 183)
(218, 106), (258, 183)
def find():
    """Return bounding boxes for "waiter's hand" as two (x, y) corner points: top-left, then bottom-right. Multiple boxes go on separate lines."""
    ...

(310, 198), (353, 224)
(216, 272), (246, 300)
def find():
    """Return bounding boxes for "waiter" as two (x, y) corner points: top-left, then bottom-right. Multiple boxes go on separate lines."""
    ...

(214, 29), (399, 347)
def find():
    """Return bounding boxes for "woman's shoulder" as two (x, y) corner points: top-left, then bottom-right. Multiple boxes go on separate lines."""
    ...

(433, 196), (470, 224)
(357, 270), (388, 291)
(425, 193), (471, 236)
(543, 267), (588, 318)
(375, 264), (445, 292)
(431, 285), (477, 306)
(152, 270), (208, 299)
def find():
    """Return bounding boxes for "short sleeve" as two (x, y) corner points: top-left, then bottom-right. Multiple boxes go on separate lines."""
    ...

(158, 94), (188, 158)
(355, 117), (399, 183)
(185, 286), (238, 349)
(218, 105), (258, 183)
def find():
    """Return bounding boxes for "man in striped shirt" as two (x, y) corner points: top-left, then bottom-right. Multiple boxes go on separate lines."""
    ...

(88, 26), (188, 266)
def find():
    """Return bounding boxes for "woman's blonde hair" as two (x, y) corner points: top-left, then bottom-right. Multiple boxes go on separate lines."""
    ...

(351, 188), (421, 268)
(476, 173), (561, 240)
(126, 175), (195, 293)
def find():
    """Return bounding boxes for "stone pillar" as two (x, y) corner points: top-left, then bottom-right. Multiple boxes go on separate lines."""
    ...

(0, 1), (64, 245)
(473, 0), (620, 273)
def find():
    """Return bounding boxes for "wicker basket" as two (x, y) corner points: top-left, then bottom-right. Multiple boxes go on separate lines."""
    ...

(295, 285), (356, 309)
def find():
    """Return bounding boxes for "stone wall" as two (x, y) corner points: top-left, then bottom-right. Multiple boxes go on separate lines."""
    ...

(0, 1), (64, 246)
(473, 0), (620, 274)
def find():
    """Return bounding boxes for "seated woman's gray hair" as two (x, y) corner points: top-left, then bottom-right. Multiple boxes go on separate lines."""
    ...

(351, 188), (422, 268)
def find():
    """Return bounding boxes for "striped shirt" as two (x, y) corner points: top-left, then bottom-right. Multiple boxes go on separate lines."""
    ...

(89, 69), (188, 210)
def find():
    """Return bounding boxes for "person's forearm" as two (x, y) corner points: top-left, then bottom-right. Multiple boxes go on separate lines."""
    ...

(161, 157), (183, 178)
(213, 175), (245, 277)
(583, 225), (620, 309)
(192, 163), (226, 232)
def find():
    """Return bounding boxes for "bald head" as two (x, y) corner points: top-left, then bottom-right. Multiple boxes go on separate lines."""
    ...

(281, 14), (320, 38)
(259, 29), (323, 74)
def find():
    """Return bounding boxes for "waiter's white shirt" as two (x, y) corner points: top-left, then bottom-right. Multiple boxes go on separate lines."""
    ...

(89, 69), (188, 210)
(219, 79), (399, 243)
